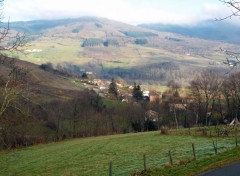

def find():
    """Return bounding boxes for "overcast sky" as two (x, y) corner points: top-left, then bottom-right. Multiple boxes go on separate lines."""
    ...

(3, 0), (233, 25)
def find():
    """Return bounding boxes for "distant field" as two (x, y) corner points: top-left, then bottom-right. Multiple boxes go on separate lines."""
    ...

(0, 131), (236, 176)
(14, 36), (218, 70)
(18, 38), (92, 65)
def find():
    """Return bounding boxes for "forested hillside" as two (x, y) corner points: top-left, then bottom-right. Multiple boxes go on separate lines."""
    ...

(7, 17), (238, 85)
(139, 21), (240, 44)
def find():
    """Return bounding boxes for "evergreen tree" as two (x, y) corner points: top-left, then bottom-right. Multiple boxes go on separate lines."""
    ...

(132, 83), (143, 101)
(82, 72), (88, 79)
(109, 78), (118, 97)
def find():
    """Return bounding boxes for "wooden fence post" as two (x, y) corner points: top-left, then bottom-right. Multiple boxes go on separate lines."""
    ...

(109, 160), (112, 176)
(143, 154), (147, 171)
(192, 143), (196, 160)
(216, 139), (218, 153)
(235, 127), (238, 147)
(212, 139), (217, 154)
(168, 150), (173, 166)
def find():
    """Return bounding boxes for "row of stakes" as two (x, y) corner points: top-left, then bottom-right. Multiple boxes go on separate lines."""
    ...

(109, 137), (238, 176)
(108, 143), (196, 176)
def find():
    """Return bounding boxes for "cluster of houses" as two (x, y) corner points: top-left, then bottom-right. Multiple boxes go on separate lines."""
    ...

(25, 49), (43, 53)
(80, 77), (240, 125)
(80, 76), (240, 126)
(80, 77), (166, 104)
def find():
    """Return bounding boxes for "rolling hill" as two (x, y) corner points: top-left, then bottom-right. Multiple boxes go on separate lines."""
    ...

(8, 17), (237, 85)
(139, 21), (240, 45)
(0, 56), (81, 100)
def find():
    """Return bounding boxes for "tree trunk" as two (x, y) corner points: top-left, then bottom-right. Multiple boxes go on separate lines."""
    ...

(174, 107), (179, 129)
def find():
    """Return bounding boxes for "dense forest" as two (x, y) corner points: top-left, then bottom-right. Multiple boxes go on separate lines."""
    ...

(120, 31), (158, 37)
(135, 38), (148, 45)
(82, 38), (120, 47)
(104, 62), (200, 85)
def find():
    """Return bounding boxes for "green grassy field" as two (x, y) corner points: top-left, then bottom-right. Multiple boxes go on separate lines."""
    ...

(13, 35), (218, 70)
(0, 132), (237, 176)
(142, 146), (240, 176)
(18, 38), (92, 65)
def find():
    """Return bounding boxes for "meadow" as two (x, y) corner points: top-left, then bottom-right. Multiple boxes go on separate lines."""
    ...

(14, 35), (220, 70)
(0, 131), (237, 176)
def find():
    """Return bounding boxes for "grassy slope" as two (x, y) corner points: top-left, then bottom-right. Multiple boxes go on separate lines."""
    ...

(1, 57), (82, 102)
(22, 38), (219, 67)
(144, 147), (240, 176)
(0, 132), (237, 176)
(17, 38), (90, 65)
(18, 59), (80, 90)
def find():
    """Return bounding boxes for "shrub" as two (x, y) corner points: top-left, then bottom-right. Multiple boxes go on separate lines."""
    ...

(40, 62), (54, 71)
(95, 23), (102, 28)
(72, 28), (80, 33)
(160, 126), (169, 135)
(82, 72), (88, 79)
(135, 38), (148, 45)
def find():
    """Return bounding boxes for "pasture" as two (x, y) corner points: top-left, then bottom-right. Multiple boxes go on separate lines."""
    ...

(0, 131), (237, 176)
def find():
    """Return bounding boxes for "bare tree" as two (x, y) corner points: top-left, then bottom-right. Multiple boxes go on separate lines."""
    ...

(0, 58), (28, 117)
(167, 80), (180, 97)
(0, 1), (25, 53)
(0, 1), (28, 149)
(217, 1), (240, 66)
(190, 70), (223, 126)
(0, 0), (26, 117)
(222, 72), (240, 122)
(218, 0), (240, 20)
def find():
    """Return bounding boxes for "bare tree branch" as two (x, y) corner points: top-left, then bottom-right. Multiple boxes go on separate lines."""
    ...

(0, 1), (26, 54)
(0, 57), (29, 117)
(216, 0), (240, 20)
(212, 1), (240, 69)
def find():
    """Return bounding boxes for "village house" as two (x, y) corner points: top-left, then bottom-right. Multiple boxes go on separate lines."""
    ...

(149, 91), (162, 103)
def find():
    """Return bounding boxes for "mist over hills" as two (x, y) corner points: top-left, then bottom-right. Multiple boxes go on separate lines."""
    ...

(8, 17), (104, 34)
(11, 17), (240, 44)
(139, 21), (240, 45)
(8, 17), (237, 85)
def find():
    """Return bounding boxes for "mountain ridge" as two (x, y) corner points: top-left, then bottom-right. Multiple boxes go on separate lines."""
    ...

(7, 17), (235, 84)
(139, 20), (240, 45)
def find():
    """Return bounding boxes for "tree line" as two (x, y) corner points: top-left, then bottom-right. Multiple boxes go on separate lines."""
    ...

(81, 38), (119, 47)
(120, 31), (158, 37)
(189, 69), (240, 126)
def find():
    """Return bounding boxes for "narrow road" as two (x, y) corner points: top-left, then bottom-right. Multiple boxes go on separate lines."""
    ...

(199, 162), (240, 176)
